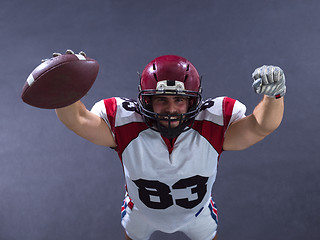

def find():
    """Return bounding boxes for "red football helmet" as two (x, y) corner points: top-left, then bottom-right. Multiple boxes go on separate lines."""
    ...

(137, 55), (202, 138)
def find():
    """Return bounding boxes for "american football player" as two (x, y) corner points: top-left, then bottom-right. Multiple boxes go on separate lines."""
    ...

(55, 53), (285, 240)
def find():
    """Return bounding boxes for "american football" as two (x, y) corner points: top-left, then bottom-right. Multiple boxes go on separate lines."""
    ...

(21, 52), (99, 109)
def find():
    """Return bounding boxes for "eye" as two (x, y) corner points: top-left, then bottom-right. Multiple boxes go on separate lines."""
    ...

(154, 97), (167, 103)
(175, 97), (187, 102)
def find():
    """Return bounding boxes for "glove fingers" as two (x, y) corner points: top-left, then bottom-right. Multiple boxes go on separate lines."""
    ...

(267, 67), (275, 83)
(253, 66), (269, 84)
(273, 67), (285, 82)
(252, 68), (261, 80)
(273, 67), (280, 82)
(252, 78), (262, 93)
(254, 65), (284, 84)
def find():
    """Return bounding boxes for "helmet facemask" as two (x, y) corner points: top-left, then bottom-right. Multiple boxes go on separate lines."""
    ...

(137, 55), (203, 139)
(138, 80), (202, 139)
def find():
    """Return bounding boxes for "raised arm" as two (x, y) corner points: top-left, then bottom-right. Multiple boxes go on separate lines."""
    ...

(55, 101), (117, 148)
(223, 65), (286, 151)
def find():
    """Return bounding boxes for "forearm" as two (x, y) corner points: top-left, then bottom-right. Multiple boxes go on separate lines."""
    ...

(55, 100), (116, 147)
(55, 100), (88, 131)
(252, 95), (284, 136)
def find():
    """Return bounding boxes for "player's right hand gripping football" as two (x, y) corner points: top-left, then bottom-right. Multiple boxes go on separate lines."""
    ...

(41, 49), (86, 62)
(252, 65), (286, 98)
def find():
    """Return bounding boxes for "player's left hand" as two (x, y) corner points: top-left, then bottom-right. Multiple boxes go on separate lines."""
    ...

(252, 65), (286, 98)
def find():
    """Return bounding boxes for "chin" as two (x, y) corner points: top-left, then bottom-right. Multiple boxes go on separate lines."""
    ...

(159, 121), (179, 128)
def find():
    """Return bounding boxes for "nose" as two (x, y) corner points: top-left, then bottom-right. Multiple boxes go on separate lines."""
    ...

(166, 99), (177, 114)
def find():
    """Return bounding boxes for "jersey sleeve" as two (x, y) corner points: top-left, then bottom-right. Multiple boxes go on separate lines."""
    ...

(91, 97), (147, 154)
(194, 97), (246, 154)
(197, 96), (246, 128)
(223, 97), (246, 130)
(90, 97), (117, 138)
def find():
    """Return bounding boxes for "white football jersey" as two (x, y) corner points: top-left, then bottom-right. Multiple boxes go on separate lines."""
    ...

(91, 96), (246, 233)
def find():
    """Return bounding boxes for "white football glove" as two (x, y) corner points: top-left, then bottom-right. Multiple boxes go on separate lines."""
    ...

(252, 65), (286, 98)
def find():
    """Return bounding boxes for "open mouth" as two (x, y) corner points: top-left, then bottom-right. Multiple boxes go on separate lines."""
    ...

(157, 115), (184, 129)
(159, 116), (181, 121)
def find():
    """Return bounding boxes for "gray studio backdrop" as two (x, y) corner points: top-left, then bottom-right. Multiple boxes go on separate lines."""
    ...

(1, 0), (319, 239)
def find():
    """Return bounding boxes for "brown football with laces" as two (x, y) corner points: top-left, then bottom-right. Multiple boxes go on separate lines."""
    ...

(21, 53), (99, 109)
